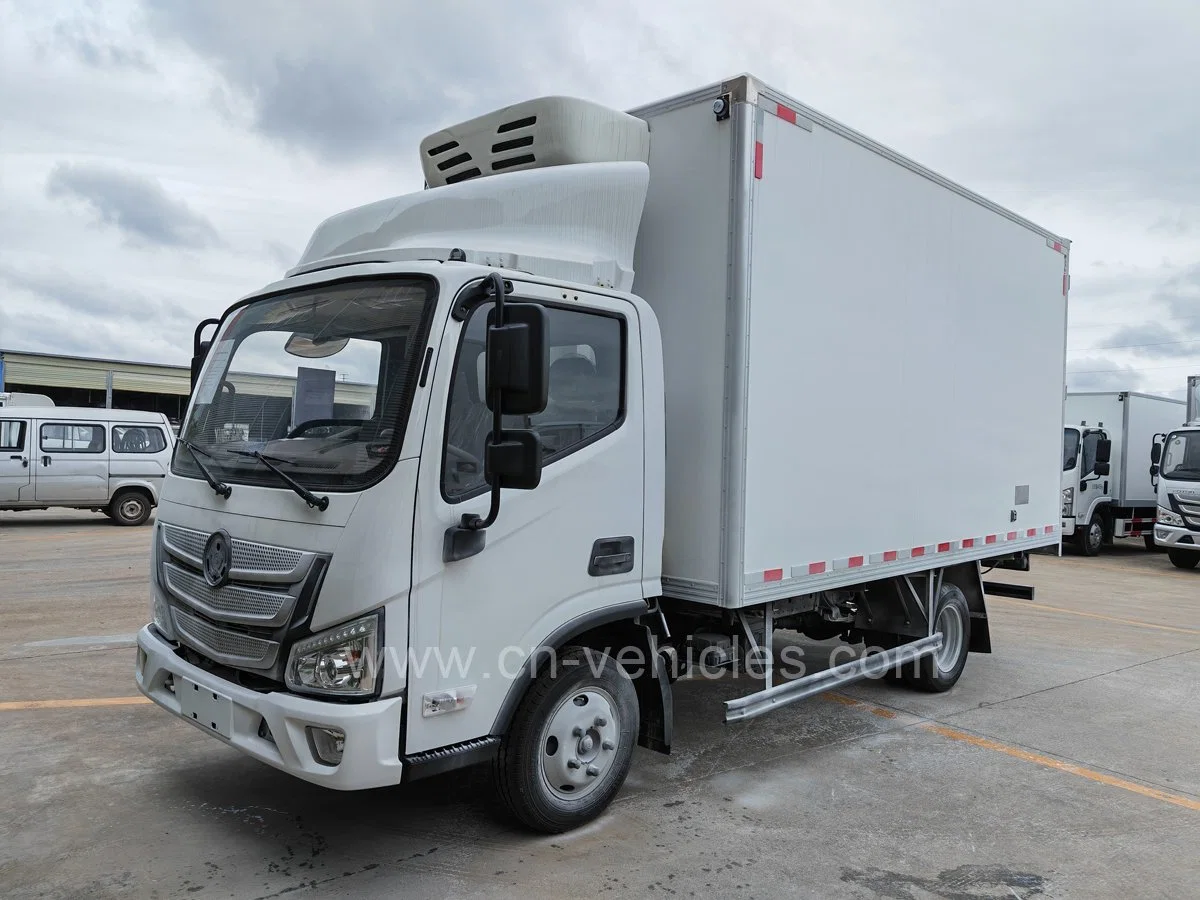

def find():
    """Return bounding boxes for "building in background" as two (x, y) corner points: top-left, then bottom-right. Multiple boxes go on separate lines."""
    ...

(0, 349), (374, 434)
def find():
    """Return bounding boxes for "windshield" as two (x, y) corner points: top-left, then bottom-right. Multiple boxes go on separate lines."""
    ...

(174, 276), (435, 491)
(1161, 430), (1200, 482)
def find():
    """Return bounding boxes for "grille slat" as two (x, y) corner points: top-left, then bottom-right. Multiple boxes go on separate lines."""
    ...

(163, 563), (295, 626)
(160, 524), (309, 583)
(171, 607), (279, 670)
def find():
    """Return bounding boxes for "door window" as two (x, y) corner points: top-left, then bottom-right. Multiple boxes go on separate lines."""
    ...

(442, 302), (625, 500)
(111, 425), (167, 454)
(40, 423), (106, 453)
(1081, 431), (1103, 475)
(1, 420), (26, 451)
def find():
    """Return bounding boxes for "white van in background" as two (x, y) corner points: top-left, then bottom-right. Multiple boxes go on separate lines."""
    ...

(0, 407), (175, 525)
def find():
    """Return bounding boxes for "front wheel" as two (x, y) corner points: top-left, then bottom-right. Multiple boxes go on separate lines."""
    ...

(1075, 516), (1103, 557)
(1167, 549), (1199, 570)
(495, 646), (638, 833)
(903, 584), (971, 693)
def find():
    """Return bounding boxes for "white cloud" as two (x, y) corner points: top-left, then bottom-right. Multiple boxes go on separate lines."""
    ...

(0, 0), (1198, 403)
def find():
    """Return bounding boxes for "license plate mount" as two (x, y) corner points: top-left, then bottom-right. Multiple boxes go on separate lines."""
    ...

(177, 677), (233, 739)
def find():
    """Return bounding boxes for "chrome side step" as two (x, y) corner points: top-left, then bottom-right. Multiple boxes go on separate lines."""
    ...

(723, 634), (942, 723)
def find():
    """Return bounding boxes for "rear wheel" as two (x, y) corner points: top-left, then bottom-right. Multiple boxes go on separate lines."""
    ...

(109, 490), (151, 526)
(495, 646), (638, 833)
(1075, 516), (1103, 556)
(903, 584), (971, 693)
(1167, 549), (1199, 570)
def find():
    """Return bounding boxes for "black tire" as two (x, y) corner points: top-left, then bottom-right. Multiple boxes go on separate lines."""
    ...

(1075, 516), (1103, 556)
(495, 646), (639, 833)
(903, 584), (971, 693)
(1167, 549), (1199, 570)
(108, 490), (152, 526)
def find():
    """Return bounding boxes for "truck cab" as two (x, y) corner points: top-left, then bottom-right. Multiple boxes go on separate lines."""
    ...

(1152, 376), (1200, 569)
(1060, 424), (1112, 555)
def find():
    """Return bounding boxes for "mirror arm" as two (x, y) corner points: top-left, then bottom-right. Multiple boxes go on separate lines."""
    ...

(461, 272), (509, 532)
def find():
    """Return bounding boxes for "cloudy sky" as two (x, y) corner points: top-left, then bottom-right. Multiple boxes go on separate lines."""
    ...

(2, 0), (1199, 397)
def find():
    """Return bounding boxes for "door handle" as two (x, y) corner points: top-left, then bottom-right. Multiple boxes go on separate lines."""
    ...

(588, 536), (635, 576)
(42, 455), (52, 466)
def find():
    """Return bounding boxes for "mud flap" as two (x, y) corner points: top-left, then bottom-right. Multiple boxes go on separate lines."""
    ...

(944, 562), (992, 654)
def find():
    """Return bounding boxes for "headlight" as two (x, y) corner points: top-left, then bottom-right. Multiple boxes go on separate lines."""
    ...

(1157, 507), (1185, 527)
(286, 613), (381, 697)
(1061, 487), (1074, 516)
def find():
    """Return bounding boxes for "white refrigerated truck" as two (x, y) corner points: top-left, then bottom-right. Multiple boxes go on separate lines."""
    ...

(1151, 375), (1200, 569)
(135, 75), (1070, 832)
(1061, 391), (1186, 555)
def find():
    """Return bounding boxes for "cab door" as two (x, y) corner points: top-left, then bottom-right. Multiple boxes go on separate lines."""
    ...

(406, 281), (647, 754)
(0, 418), (32, 503)
(34, 420), (111, 504)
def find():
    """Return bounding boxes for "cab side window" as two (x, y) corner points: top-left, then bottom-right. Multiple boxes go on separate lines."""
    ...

(1, 420), (26, 452)
(442, 302), (625, 500)
(112, 425), (167, 454)
(1081, 432), (1102, 475)
(40, 423), (106, 453)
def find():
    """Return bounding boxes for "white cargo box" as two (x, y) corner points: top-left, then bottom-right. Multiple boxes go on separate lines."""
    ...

(628, 76), (1071, 607)
(1065, 391), (1186, 507)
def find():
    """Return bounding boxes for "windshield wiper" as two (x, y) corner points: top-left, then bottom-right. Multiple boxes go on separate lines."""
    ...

(177, 438), (232, 499)
(227, 449), (330, 511)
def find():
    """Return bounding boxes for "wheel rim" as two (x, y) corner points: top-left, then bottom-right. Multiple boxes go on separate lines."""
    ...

(1087, 521), (1102, 551)
(934, 602), (965, 675)
(120, 498), (144, 520)
(538, 687), (620, 802)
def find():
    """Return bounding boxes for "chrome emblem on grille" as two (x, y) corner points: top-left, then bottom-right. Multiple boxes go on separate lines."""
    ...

(203, 529), (233, 588)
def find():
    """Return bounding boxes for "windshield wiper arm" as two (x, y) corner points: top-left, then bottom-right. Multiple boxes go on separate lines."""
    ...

(177, 438), (232, 498)
(227, 449), (329, 511)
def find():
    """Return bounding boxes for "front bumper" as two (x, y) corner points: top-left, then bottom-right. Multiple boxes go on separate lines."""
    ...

(135, 624), (405, 790)
(1061, 517), (1076, 537)
(1152, 524), (1200, 553)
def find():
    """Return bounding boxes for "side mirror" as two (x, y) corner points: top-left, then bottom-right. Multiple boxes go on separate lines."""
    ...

(486, 430), (543, 490)
(190, 318), (222, 392)
(1094, 461), (1110, 477)
(1150, 463), (1160, 479)
(190, 340), (211, 390)
(1095, 438), (1112, 466)
(486, 303), (549, 415)
(1150, 443), (1162, 465)
(444, 274), (548, 562)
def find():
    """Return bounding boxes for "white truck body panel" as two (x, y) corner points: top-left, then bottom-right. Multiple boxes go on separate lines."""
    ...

(1065, 392), (1185, 506)
(631, 78), (1070, 607)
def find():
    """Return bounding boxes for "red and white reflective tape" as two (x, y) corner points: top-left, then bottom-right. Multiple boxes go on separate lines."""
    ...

(748, 525), (1059, 584)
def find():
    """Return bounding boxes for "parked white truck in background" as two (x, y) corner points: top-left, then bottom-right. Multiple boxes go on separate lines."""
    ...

(1061, 391), (1186, 555)
(1151, 375), (1200, 570)
(135, 75), (1070, 832)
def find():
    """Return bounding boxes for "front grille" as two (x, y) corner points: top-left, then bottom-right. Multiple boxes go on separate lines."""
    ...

(163, 563), (295, 626)
(157, 522), (328, 680)
(1177, 499), (1200, 528)
(171, 607), (279, 670)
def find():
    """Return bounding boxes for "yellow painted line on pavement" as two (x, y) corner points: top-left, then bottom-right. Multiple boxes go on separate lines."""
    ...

(924, 723), (1200, 813)
(988, 596), (1200, 636)
(0, 696), (151, 711)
